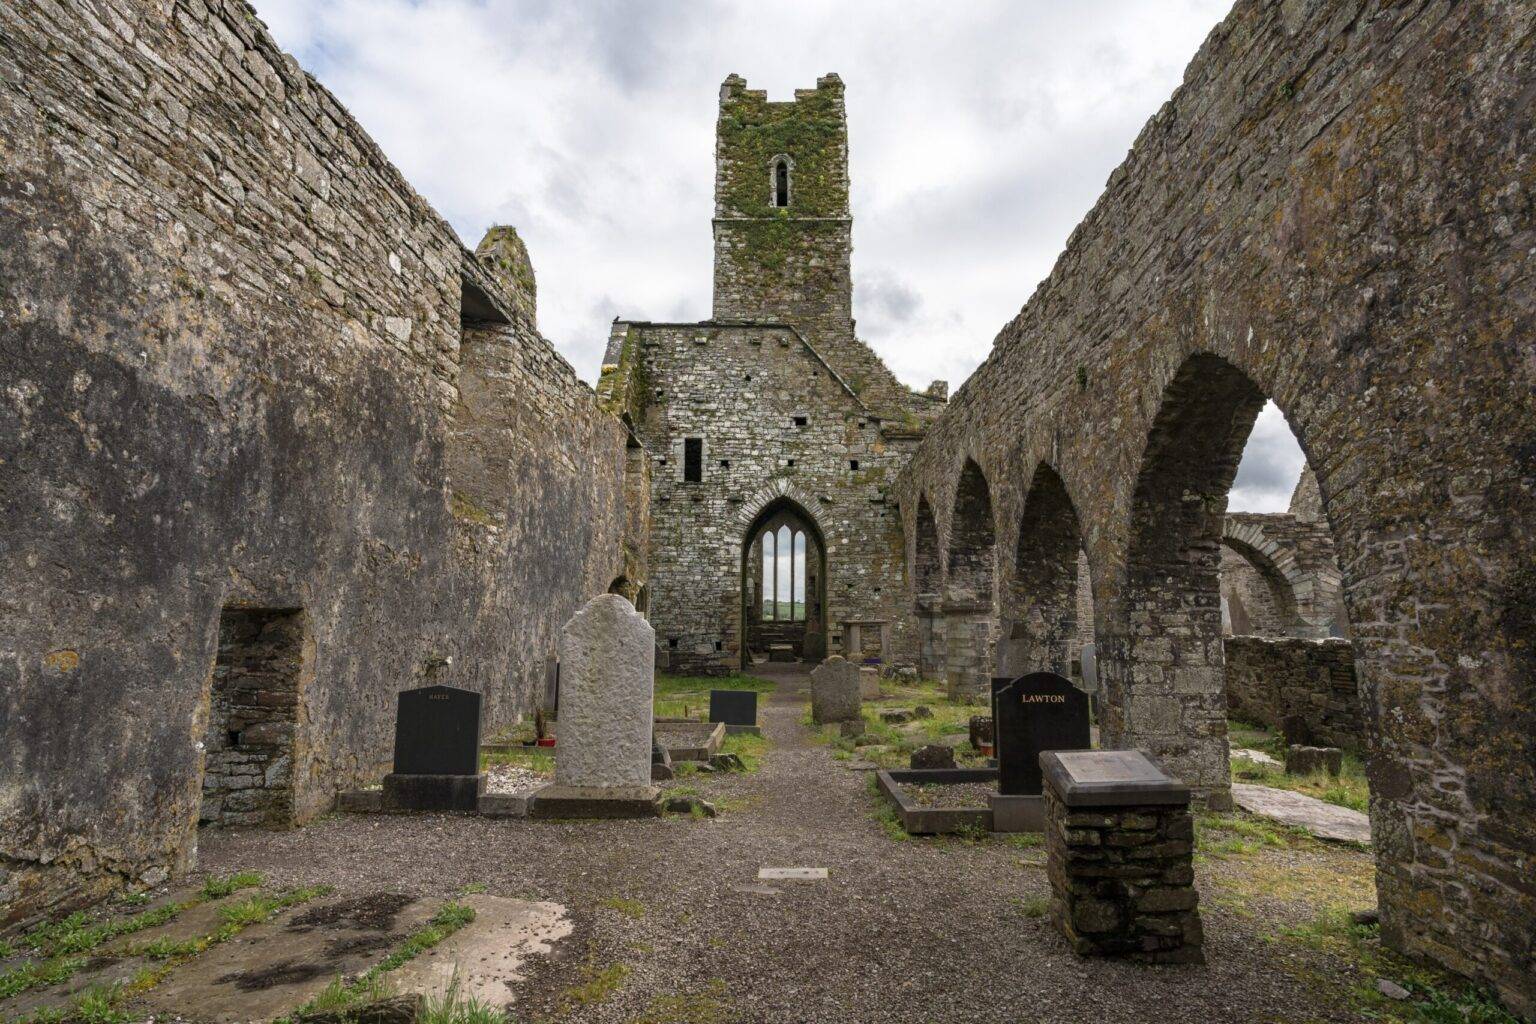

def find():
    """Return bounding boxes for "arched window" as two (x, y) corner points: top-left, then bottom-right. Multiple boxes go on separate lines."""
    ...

(773, 157), (790, 208)
(759, 521), (807, 621)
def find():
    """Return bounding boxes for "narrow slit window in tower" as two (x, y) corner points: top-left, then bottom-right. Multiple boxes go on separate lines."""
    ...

(774, 159), (790, 207)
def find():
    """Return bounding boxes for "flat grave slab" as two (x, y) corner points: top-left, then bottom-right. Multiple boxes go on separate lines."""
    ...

(1232, 783), (1371, 844)
(143, 893), (441, 1022)
(383, 895), (572, 1010)
(1041, 749), (1189, 807)
(757, 868), (828, 881)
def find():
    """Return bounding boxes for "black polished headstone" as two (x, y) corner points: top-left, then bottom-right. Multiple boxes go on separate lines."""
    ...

(392, 685), (482, 776)
(991, 672), (1090, 796)
(709, 689), (758, 727)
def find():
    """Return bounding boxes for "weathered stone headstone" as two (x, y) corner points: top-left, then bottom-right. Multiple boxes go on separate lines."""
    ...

(709, 689), (758, 728)
(968, 715), (994, 748)
(530, 595), (659, 818)
(382, 685), (484, 811)
(810, 656), (861, 724)
(858, 665), (880, 699)
(1041, 749), (1202, 964)
(992, 672), (1090, 796)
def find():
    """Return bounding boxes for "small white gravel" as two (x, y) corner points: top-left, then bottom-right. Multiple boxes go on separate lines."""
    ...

(484, 763), (547, 794)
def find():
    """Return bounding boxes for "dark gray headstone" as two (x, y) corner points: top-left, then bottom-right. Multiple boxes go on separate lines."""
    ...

(991, 672), (1090, 796)
(709, 689), (758, 727)
(392, 685), (482, 776)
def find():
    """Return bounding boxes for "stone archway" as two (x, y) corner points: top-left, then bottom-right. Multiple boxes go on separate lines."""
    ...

(1000, 464), (1088, 680)
(943, 459), (996, 702)
(738, 491), (828, 669)
(912, 494), (944, 678)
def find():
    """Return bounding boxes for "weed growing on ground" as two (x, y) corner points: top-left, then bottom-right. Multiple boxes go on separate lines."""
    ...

(113, 891), (153, 909)
(459, 882), (487, 895)
(1007, 833), (1044, 849)
(201, 871), (264, 899)
(480, 747), (554, 774)
(420, 971), (503, 1024)
(282, 901), (478, 1022)
(632, 979), (731, 1023)
(558, 959), (630, 1010)
(599, 896), (646, 919)
(1013, 896), (1050, 919)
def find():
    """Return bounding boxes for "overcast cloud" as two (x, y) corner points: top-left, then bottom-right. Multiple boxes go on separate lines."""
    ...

(249, 0), (1301, 511)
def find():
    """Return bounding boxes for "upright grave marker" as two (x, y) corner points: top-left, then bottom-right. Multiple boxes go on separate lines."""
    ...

(988, 672), (1090, 831)
(382, 685), (484, 811)
(810, 656), (861, 725)
(530, 594), (660, 818)
(709, 689), (759, 735)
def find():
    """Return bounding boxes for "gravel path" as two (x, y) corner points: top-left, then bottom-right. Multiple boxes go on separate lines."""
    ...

(200, 665), (1379, 1023)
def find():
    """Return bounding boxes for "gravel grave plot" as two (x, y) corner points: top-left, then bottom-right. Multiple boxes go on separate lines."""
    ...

(903, 781), (997, 807)
(484, 763), (547, 794)
(200, 663), (1384, 1024)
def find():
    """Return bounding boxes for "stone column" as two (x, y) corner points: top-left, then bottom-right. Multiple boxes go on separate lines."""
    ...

(843, 621), (863, 661)
(943, 603), (995, 703)
(531, 594), (660, 818)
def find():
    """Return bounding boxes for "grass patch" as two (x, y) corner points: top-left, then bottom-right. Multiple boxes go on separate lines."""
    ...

(865, 774), (910, 841)
(1227, 719), (1371, 813)
(1007, 833), (1044, 849)
(654, 673), (774, 720)
(420, 971), (503, 1024)
(558, 960), (630, 1011)
(598, 896), (646, 919)
(200, 871), (264, 900)
(480, 746), (554, 773)
(632, 979), (731, 1023)
(1013, 895), (1050, 919)
(718, 730), (768, 770)
(1196, 811), (1310, 860)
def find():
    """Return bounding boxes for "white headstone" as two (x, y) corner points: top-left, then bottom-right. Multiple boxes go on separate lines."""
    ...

(811, 656), (861, 724)
(555, 594), (655, 789)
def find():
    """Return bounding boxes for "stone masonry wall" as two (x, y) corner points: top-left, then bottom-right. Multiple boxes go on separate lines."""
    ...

(1225, 636), (1361, 751)
(895, 2), (1535, 1011)
(604, 322), (912, 675)
(0, 0), (635, 926)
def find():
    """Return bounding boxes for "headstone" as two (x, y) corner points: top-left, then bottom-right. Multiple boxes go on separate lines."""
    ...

(810, 656), (861, 724)
(709, 689), (758, 728)
(968, 715), (994, 748)
(858, 665), (880, 699)
(910, 744), (956, 770)
(392, 685), (482, 776)
(529, 594), (659, 819)
(992, 673), (1090, 797)
(802, 629), (827, 662)
(382, 685), (484, 811)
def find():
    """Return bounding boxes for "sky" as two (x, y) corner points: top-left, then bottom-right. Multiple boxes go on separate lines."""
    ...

(250, 0), (1303, 511)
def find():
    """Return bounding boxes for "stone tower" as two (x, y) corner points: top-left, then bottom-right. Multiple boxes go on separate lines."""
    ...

(712, 73), (853, 351)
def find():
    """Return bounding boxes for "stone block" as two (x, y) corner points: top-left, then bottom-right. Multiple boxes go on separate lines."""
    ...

(910, 744), (955, 770)
(1286, 745), (1343, 777)
(381, 773), (484, 812)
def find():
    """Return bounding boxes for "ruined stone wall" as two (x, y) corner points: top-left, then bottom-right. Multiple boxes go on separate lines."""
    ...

(895, 1), (1536, 1011)
(1220, 547), (1288, 637)
(602, 322), (911, 675)
(1224, 636), (1361, 750)
(0, 0), (633, 926)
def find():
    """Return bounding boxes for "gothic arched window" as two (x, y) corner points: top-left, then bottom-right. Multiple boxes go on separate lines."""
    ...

(772, 157), (790, 208)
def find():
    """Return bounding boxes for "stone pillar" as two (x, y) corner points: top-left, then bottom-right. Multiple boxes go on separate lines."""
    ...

(917, 598), (946, 679)
(843, 622), (863, 661)
(944, 604), (994, 703)
(530, 594), (660, 818)
(1041, 750), (1202, 964)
